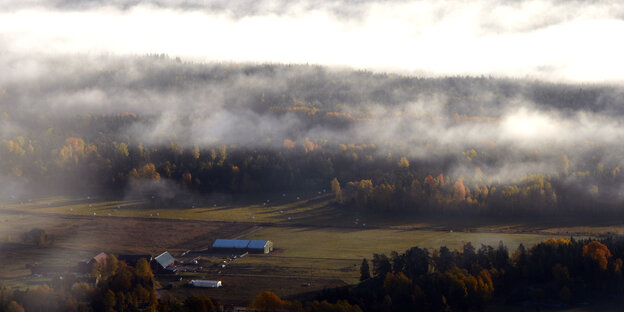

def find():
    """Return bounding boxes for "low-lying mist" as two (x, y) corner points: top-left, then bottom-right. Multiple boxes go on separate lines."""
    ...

(1, 54), (624, 212)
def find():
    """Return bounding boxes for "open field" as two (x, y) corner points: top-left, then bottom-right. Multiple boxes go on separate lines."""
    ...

(153, 225), (562, 303)
(244, 226), (560, 259)
(0, 210), (252, 279)
(1, 195), (621, 305)
(153, 224), (567, 304)
(165, 273), (347, 306)
(5, 195), (624, 236)
(0, 194), (349, 226)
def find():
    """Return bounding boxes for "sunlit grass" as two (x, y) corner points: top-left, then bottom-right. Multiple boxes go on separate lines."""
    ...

(231, 226), (559, 284)
(243, 226), (558, 260)
(2, 195), (347, 225)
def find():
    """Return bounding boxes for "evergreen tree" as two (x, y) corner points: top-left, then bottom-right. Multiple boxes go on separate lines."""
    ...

(360, 258), (371, 281)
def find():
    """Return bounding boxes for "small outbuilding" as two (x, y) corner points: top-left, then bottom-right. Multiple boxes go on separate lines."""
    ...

(152, 251), (176, 274)
(76, 252), (108, 273)
(189, 280), (222, 288)
(90, 252), (108, 266)
(247, 240), (273, 254)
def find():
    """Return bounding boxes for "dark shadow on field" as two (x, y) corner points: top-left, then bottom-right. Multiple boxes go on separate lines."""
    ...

(150, 192), (332, 212)
(11, 195), (624, 237)
(150, 192), (306, 210)
(192, 206), (235, 212)
(283, 224), (361, 234)
(186, 196), (331, 213)
(285, 280), (350, 303)
(254, 195), (335, 214)
(184, 196), (352, 226)
(279, 205), (352, 225)
(376, 213), (624, 236)
(28, 199), (92, 209)
(26, 198), (144, 210)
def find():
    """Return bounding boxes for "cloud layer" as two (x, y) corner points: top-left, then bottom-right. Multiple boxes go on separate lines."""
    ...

(2, 0), (624, 82)
(2, 55), (624, 185)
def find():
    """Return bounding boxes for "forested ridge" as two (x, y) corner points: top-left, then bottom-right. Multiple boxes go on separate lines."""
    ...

(3, 57), (624, 215)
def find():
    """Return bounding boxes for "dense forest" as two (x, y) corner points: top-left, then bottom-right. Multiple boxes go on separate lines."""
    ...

(316, 237), (624, 311)
(2, 56), (624, 215)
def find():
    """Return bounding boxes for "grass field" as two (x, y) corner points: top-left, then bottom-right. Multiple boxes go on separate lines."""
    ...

(0, 194), (619, 306)
(6, 195), (624, 236)
(236, 226), (560, 285)
(244, 226), (559, 259)
(161, 226), (561, 302)
(1, 194), (349, 226)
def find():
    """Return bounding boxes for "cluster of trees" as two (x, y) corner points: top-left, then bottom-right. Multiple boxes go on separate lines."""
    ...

(338, 173), (561, 216)
(334, 152), (624, 216)
(21, 228), (54, 247)
(246, 291), (362, 312)
(0, 252), (363, 312)
(0, 253), (227, 312)
(90, 255), (158, 311)
(316, 237), (624, 311)
(156, 290), (364, 312)
(0, 253), (157, 311)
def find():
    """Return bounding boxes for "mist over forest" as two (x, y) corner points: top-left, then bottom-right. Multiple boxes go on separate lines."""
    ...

(1, 54), (624, 215)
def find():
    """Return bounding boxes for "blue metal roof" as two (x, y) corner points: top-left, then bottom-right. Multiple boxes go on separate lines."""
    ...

(247, 240), (270, 249)
(212, 239), (250, 249)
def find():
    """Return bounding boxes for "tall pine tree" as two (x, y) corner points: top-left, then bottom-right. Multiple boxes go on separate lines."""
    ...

(360, 258), (371, 281)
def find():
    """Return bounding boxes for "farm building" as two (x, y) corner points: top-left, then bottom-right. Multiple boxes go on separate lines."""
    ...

(189, 280), (222, 288)
(77, 252), (108, 273)
(247, 240), (274, 254)
(212, 239), (273, 254)
(76, 259), (91, 273)
(91, 252), (108, 265)
(152, 251), (177, 274)
(212, 239), (250, 250)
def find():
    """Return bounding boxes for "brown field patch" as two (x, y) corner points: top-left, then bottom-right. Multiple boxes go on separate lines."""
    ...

(166, 274), (346, 306)
(0, 211), (252, 279)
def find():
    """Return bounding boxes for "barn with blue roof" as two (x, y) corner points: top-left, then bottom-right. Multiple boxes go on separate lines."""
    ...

(212, 239), (273, 254)
(247, 240), (274, 254)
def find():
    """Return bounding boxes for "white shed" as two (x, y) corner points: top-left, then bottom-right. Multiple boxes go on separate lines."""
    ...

(189, 280), (222, 288)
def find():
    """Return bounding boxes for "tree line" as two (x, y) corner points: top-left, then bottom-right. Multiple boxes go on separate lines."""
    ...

(315, 237), (624, 311)
(2, 115), (624, 216)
